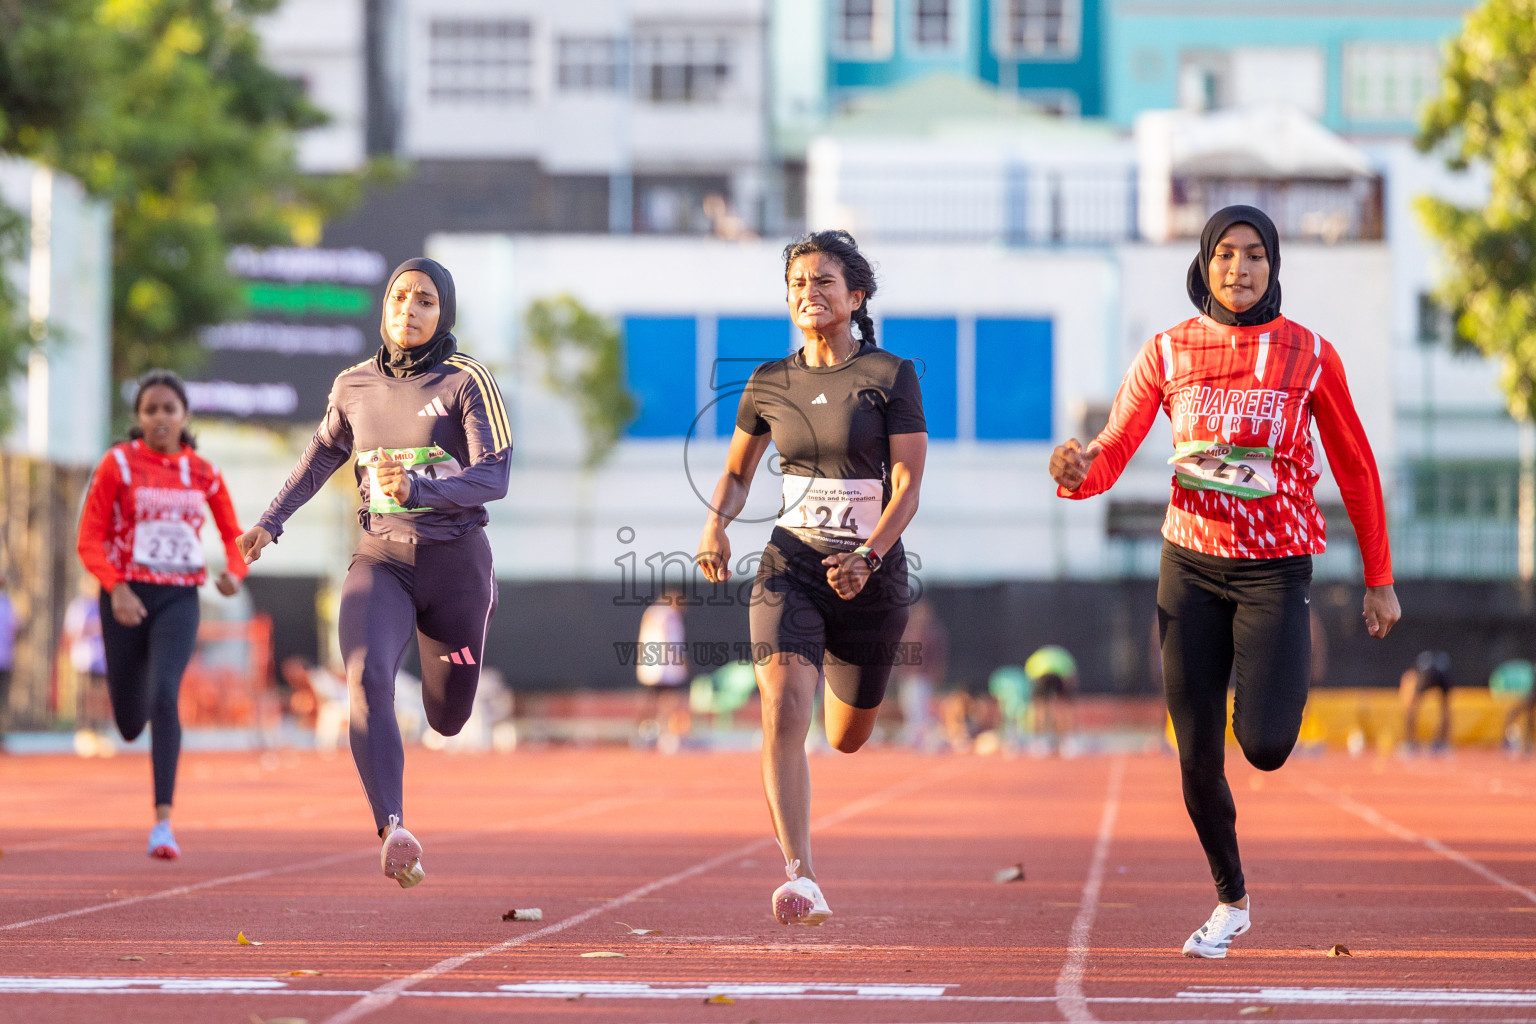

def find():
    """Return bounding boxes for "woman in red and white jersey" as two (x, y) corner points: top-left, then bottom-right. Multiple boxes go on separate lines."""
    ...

(77, 370), (247, 860)
(1050, 206), (1401, 958)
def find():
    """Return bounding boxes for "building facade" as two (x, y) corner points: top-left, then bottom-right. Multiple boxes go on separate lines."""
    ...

(1104, 0), (1474, 135)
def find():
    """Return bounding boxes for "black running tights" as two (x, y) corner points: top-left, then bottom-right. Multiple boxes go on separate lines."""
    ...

(100, 582), (200, 808)
(1157, 541), (1312, 904)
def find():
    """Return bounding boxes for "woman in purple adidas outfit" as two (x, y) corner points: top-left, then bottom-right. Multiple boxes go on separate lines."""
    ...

(238, 258), (512, 888)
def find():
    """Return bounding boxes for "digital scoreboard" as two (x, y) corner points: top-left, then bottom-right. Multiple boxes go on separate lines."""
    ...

(188, 245), (388, 423)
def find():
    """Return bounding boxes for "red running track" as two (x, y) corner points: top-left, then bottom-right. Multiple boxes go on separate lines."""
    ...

(0, 746), (1532, 1024)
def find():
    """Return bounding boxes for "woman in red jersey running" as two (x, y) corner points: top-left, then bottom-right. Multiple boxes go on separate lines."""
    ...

(77, 370), (248, 859)
(1050, 205), (1400, 958)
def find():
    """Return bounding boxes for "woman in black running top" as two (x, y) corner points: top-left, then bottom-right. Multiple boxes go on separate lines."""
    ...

(238, 258), (513, 890)
(697, 231), (927, 926)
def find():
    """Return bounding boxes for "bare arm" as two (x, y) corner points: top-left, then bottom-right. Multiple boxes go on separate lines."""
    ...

(696, 428), (773, 583)
(864, 431), (925, 560)
(823, 431), (926, 599)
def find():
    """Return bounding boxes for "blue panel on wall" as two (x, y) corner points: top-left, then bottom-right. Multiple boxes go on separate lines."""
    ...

(882, 317), (958, 440)
(623, 316), (696, 437)
(975, 318), (1052, 440)
(715, 316), (792, 437)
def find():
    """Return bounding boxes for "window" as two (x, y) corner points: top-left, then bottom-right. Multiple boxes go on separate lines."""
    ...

(1345, 43), (1440, 123)
(715, 317), (794, 436)
(428, 20), (532, 103)
(882, 318), (958, 439)
(1411, 461), (1518, 521)
(1417, 291), (1452, 346)
(624, 317), (697, 437)
(558, 37), (628, 92)
(975, 319), (1052, 440)
(842, 0), (877, 46)
(633, 34), (732, 103)
(996, 0), (1081, 59)
(1178, 47), (1324, 117)
(835, 0), (893, 57)
(912, 0), (954, 49)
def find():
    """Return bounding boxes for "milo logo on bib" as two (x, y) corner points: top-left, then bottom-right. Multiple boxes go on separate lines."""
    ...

(1168, 440), (1276, 500)
(358, 446), (461, 513)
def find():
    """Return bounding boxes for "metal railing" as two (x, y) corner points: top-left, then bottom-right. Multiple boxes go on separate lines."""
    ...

(835, 164), (1139, 246)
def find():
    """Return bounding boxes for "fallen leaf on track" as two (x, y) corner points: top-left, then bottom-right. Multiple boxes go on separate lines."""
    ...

(580, 951), (626, 958)
(118, 956), (144, 961)
(1239, 1007), (1274, 1015)
(236, 931), (263, 946)
(1326, 944), (1352, 957)
(994, 863), (1026, 883)
(704, 994), (735, 1004)
(278, 970), (323, 977)
(502, 908), (543, 921)
(616, 921), (661, 935)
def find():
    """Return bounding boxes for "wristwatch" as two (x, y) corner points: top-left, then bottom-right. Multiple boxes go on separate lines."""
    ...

(853, 545), (882, 573)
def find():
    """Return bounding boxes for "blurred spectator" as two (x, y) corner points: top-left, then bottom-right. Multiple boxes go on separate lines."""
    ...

(636, 590), (690, 753)
(1401, 650), (1453, 752)
(891, 599), (946, 749)
(1025, 644), (1079, 754)
(62, 576), (110, 739)
(1491, 660), (1536, 757)
(0, 572), (14, 742)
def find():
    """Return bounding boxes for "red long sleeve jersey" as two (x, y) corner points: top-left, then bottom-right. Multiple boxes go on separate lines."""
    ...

(1062, 315), (1393, 586)
(78, 441), (249, 591)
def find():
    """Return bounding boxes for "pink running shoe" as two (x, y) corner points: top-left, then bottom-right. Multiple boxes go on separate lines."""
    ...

(771, 860), (831, 925)
(381, 815), (425, 888)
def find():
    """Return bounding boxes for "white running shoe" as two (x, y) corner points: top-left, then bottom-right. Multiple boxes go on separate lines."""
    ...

(148, 820), (180, 860)
(381, 815), (425, 889)
(771, 860), (831, 925)
(1182, 899), (1251, 958)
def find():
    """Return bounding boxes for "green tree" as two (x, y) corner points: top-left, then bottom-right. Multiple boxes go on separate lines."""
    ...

(524, 295), (636, 467)
(0, 0), (368, 409)
(1417, 0), (1536, 417)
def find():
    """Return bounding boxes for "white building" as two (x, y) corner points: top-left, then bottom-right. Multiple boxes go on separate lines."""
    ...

(255, 0), (369, 173)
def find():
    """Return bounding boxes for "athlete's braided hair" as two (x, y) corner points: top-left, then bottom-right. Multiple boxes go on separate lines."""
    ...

(782, 230), (879, 347)
(128, 369), (198, 449)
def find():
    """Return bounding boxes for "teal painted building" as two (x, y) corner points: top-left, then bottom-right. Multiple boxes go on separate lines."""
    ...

(1104, 0), (1477, 133)
(824, 0), (1105, 116)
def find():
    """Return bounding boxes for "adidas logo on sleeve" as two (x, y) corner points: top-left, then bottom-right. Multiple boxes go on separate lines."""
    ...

(417, 398), (449, 417)
(811, 393), (828, 405)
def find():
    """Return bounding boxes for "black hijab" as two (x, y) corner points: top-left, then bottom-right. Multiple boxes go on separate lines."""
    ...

(378, 257), (457, 377)
(1186, 205), (1282, 328)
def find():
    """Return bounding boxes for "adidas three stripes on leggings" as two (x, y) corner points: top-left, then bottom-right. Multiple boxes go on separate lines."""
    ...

(338, 529), (498, 832)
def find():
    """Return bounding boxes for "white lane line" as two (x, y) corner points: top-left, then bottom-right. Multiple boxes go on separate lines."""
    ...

(0, 796), (635, 933)
(9, 976), (1536, 1013)
(1179, 986), (1536, 1007)
(319, 760), (973, 1024)
(1054, 755), (1126, 1024)
(1303, 782), (1536, 905)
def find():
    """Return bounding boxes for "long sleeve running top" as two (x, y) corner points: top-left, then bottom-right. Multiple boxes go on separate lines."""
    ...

(256, 353), (512, 545)
(78, 440), (249, 590)
(1062, 315), (1393, 586)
